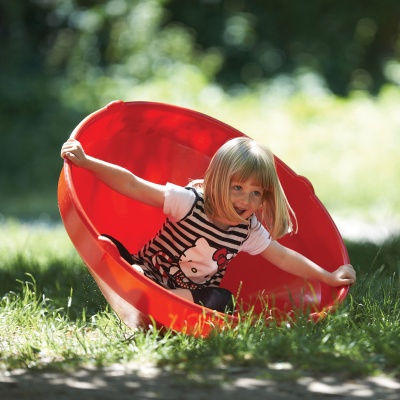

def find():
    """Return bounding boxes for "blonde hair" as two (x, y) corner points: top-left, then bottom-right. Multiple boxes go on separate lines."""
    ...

(202, 137), (297, 240)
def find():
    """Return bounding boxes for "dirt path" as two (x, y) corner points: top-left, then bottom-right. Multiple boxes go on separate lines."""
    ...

(1, 363), (399, 400)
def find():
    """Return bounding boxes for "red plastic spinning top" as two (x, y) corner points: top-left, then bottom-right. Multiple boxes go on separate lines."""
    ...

(58, 100), (349, 336)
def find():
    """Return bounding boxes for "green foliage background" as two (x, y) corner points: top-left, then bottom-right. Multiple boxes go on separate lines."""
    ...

(1, 0), (399, 223)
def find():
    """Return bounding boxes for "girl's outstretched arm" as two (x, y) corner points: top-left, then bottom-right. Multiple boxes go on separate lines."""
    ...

(260, 241), (356, 287)
(60, 138), (166, 208)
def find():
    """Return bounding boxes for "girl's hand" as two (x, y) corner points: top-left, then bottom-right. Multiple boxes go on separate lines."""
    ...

(60, 137), (166, 207)
(329, 264), (356, 287)
(60, 138), (88, 167)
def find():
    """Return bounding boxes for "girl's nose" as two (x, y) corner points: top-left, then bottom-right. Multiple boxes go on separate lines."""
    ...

(238, 192), (250, 205)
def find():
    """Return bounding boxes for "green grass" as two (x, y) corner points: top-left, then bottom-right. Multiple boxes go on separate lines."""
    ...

(1, 221), (399, 379)
(0, 219), (106, 318)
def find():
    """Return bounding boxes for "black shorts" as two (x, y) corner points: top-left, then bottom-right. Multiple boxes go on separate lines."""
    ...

(190, 287), (234, 313)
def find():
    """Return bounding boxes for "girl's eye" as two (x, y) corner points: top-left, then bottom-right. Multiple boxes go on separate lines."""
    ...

(233, 185), (242, 191)
(253, 191), (261, 196)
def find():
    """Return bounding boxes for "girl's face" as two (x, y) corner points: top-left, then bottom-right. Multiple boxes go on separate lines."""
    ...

(229, 176), (264, 220)
(213, 175), (264, 229)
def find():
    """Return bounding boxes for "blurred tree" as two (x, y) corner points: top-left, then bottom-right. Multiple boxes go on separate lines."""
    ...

(164, 0), (400, 96)
(0, 0), (76, 200)
(1, 0), (399, 217)
(0, 0), (214, 213)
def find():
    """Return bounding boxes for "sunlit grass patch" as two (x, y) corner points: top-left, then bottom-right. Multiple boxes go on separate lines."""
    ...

(117, 82), (400, 226)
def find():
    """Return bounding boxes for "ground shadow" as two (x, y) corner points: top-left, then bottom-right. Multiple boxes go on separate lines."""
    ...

(1, 365), (399, 400)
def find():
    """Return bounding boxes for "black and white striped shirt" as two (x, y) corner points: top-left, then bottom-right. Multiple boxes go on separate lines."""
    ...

(132, 183), (271, 290)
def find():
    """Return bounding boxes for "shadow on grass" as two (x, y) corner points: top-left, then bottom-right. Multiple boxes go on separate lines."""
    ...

(0, 258), (107, 320)
(346, 234), (400, 276)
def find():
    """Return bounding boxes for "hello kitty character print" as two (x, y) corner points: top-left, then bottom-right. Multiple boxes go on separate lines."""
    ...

(131, 183), (271, 290)
(149, 237), (235, 290)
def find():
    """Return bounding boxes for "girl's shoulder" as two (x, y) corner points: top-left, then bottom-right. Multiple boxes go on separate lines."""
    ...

(241, 215), (272, 255)
(186, 179), (204, 193)
(164, 182), (199, 221)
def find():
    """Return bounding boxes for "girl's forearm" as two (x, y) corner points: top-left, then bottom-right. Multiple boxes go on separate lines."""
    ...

(262, 241), (334, 285)
(276, 247), (333, 284)
(82, 155), (166, 207)
(61, 138), (165, 207)
(262, 241), (355, 287)
(83, 155), (138, 196)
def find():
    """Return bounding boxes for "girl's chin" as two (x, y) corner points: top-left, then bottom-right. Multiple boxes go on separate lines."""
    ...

(214, 216), (251, 230)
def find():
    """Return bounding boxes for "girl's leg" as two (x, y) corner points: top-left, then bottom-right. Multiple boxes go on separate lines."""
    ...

(101, 234), (134, 263)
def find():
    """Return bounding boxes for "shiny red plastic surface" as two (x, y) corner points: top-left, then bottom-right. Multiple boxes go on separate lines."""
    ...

(58, 100), (349, 336)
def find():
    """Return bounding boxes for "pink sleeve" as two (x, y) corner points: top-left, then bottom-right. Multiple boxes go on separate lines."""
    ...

(163, 183), (196, 222)
(240, 216), (272, 255)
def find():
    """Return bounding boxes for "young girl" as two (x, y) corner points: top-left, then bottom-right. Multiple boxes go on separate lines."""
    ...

(61, 137), (356, 312)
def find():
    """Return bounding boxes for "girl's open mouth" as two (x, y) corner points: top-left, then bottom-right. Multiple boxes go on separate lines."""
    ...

(235, 207), (245, 215)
